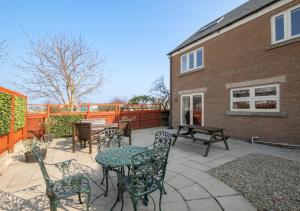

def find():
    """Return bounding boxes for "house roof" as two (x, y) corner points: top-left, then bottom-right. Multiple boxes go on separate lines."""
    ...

(168, 0), (279, 55)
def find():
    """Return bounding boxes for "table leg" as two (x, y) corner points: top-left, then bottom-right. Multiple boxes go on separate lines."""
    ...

(89, 139), (92, 154)
(221, 130), (229, 150)
(104, 168), (109, 197)
(72, 125), (76, 153)
(172, 127), (182, 146)
(190, 129), (195, 142)
(204, 134), (214, 157)
(110, 169), (124, 211)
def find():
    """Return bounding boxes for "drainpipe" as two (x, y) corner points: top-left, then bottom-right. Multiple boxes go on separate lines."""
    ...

(168, 55), (173, 129)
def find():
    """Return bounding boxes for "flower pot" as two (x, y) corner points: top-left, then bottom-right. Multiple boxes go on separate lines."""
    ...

(24, 148), (47, 163)
(43, 134), (55, 142)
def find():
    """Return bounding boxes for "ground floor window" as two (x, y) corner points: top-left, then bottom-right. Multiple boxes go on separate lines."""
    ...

(181, 93), (203, 125)
(230, 84), (280, 112)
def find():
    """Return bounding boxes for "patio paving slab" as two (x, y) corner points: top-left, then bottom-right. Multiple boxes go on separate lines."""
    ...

(217, 195), (256, 211)
(198, 177), (239, 197)
(187, 198), (222, 211)
(179, 184), (211, 200)
(0, 127), (299, 211)
(167, 174), (195, 190)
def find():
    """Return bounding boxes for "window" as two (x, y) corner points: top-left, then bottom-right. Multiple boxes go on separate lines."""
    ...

(230, 84), (280, 112)
(272, 5), (300, 44)
(180, 47), (204, 73)
(189, 52), (194, 69)
(275, 14), (285, 41)
(181, 55), (187, 72)
(291, 7), (300, 36)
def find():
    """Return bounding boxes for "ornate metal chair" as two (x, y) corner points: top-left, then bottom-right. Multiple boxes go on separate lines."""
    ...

(151, 131), (172, 194)
(115, 145), (170, 211)
(32, 147), (91, 211)
(97, 129), (125, 196)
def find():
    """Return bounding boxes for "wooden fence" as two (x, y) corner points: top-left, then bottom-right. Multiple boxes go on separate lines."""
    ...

(27, 103), (162, 138)
(0, 87), (27, 154)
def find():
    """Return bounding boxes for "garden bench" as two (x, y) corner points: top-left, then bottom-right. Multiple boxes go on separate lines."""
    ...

(172, 125), (229, 157)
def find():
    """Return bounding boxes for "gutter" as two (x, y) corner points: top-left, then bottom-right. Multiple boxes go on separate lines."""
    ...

(167, 55), (173, 129)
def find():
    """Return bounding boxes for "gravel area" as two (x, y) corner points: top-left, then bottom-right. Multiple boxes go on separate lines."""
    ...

(208, 153), (300, 211)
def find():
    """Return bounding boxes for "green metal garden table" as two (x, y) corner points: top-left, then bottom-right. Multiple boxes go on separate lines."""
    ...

(94, 146), (147, 200)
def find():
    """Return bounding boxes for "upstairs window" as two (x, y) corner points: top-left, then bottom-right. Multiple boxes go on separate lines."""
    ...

(230, 84), (280, 112)
(180, 47), (204, 73)
(272, 5), (300, 44)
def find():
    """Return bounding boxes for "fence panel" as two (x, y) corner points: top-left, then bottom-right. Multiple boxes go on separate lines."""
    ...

(0, 87), (27, 154)
(119, 111), (142, 129)
(141, 110), (161, 128)
(0, 136), (8, 154)
(26, 114), (47, 139)
(25, 103), (163, 136)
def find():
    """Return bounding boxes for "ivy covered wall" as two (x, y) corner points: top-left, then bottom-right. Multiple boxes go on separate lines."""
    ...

(14, 96), (26, 131)
(0, 93), (12, 136)
(47, 114), (85, 137)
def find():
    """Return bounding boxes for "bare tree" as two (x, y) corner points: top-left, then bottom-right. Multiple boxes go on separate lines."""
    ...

(16, 34), (105, 110)
(0, 40), (7, 63)
(150, 76), (170, 110)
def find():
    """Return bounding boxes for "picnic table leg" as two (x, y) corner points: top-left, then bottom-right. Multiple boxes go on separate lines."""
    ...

(172, 136), (178, 146)
(190, 130), (195, 142)
(204, 134), (214, 157)
(72, 124), (76, 153)
(204, 141), (211, 157)
(89, 139), (92, 154)
(129, 133), (132, 145)
(221, 131), (229, 150)
(172, 127), (182, 146)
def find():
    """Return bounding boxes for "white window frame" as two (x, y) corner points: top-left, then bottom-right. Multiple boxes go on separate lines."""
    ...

(230, 84), (280, 112)
(271, 4), (300, 44)
(180, 93), (204, 126)
(180, 47), (204, 73)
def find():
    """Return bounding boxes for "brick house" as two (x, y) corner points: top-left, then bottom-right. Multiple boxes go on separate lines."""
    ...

(168, 0), (300, 146)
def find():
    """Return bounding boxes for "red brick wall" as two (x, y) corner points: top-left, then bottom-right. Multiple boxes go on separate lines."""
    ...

(170, 0), (300, 145)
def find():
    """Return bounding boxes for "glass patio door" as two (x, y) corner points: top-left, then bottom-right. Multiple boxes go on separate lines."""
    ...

(181, 93), (203, 126)
(192, 95), (202, 126)
(181, 96), (191, 125)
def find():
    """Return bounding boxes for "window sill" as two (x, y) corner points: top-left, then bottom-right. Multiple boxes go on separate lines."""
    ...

(226, 111), (288, 117)
(177, 67), (206, 76)
(267, 37), (300, 50)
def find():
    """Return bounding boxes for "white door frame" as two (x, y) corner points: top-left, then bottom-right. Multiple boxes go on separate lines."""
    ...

(180, 92), (204, 126)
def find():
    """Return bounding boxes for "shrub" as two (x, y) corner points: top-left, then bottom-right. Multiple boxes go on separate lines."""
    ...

(47, 114), (84, 137)
(23, 137), (49, 153)
(0, 93), (12, 136)
(14, 96), (26, 131)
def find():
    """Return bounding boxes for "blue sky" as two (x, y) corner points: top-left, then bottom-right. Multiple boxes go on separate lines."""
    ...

(0, 0), (247, 103)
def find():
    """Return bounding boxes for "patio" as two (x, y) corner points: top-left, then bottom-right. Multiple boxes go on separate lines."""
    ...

(0, 127), (299, 211)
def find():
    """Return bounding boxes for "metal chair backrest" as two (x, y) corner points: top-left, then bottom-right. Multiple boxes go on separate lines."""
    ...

(32, 147), (53, 195)
(130, 145), (169, 195)
(153, 131), (172, 155)
(75, 122), (92, 140)
(98, 129), (124, 153)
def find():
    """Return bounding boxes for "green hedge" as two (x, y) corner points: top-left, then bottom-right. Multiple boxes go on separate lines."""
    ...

(0, 93), (12, 136)
(14, 96), (26, 131)
(47, 114), (85, 137)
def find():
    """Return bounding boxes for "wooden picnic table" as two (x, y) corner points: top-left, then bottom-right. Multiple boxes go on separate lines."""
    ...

(73, 122), (118, 154)
(172, 124), (229, 157)
(91, 123), (118, 135)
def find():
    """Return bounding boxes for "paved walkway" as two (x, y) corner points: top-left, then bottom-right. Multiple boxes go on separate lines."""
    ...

(0, 127), (299, 211)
